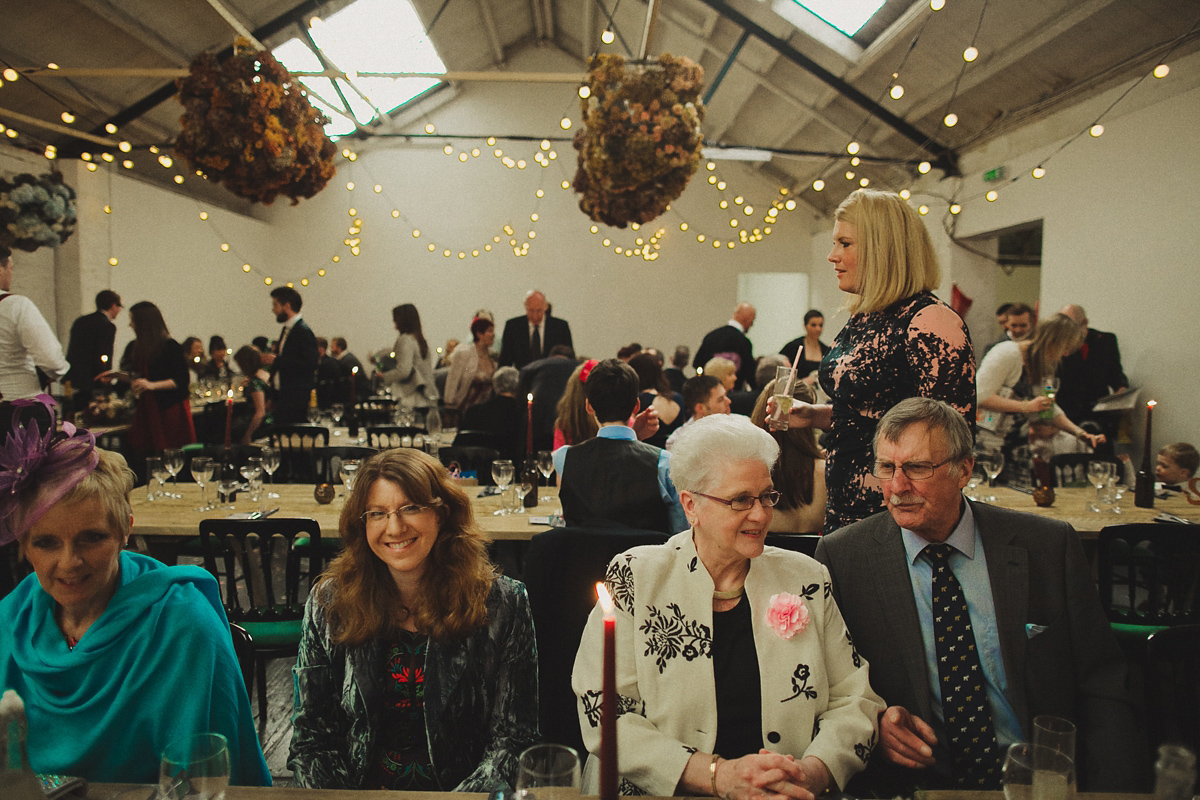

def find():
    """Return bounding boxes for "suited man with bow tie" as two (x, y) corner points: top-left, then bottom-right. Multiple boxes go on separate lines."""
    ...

(498, 290), (573, 370)
(816, 397), (1142, 796)
(260, 287), (318, 424)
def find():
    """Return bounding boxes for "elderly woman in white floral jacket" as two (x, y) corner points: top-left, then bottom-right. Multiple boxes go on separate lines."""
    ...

(573, 414), (883, 800)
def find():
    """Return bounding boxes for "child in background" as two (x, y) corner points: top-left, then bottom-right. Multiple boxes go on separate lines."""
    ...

(1156, 442), (1199, 490)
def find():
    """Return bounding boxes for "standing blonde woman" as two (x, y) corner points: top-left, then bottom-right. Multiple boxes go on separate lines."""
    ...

(779, 189), (975, 532)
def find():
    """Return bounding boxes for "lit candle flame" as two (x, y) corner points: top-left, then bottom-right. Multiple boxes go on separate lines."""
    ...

(527, 393), (534, 402)
(596, 582), (613, 615)
(100, 354), (108, 363)
(1147, 400), (1157, 409)
(227, 389), (234, 399)
(352, 366), (359, 374)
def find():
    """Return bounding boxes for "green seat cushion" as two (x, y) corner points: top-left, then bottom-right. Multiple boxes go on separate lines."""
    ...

(238, 619), (302, 647)
(294, 536), (343, 555)
(1109, 621), (1171, 640)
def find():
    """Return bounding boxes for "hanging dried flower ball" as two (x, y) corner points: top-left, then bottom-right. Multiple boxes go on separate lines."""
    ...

(573, 53), (705, 228)
(0, 172), (77, 252)
(174, 38), (337, 205)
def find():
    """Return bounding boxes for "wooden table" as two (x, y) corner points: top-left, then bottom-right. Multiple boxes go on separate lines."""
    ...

(88, 787), (492, 800)
(982, 486), (1199, 536)
(129, 482), (560, 554)
(919, 793), (1151, 800)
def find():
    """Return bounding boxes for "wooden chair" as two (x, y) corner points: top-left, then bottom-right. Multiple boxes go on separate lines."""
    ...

(365, 425), (426, 450)
(314, 445), (379, 485)
(1049, 453), (1121, 488)
(269, 424), (329, 483)
(229, 622), (256, 698)
(1145, 624), (1200, 757)
(439, 445), (501, 485)
(200, 517), (322, 732)
(453, 428), (504, 451)
(1096, 523), (1199, 655)
(523, 525), (669, 757)
(353, 397), (395, 427)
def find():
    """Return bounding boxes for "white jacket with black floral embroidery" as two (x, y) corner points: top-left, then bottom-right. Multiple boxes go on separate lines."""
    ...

(572, 530), (884, 796)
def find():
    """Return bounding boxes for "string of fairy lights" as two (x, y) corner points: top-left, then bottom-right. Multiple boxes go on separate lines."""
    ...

(0, 2), (1194, 281)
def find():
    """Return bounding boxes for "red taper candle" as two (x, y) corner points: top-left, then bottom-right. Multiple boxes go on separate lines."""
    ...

(1143, 400), (1156, 466)
(224, 390), (234, 448)
(596, 582), (617, 800)
(526, 393), (534, 455)
(350, 365), (358, 405)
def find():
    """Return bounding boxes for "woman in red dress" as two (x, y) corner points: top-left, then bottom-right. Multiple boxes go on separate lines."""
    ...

(112, 301), (196, 458)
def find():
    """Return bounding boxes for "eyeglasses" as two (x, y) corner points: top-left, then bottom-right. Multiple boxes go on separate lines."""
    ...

(361, 505), (433, 527)
(690, 490), (781, 511)
(871, 457), (956, 480)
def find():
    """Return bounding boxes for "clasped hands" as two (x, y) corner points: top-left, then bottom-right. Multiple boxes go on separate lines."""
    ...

(711, 750), (831, 800)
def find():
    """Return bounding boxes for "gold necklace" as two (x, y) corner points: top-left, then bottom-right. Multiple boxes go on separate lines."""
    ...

(712, 586), (745, 601)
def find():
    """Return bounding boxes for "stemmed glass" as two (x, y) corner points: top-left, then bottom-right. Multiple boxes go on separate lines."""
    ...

(307, 406), (322, 424)
(514, 476), (533, 514)
(339, 460), (359, 498)
(158, 732), (230, 800)
(965, 465), (985, 501)
(978, 450), (1004, 501)
(216, 464), (239, 510)
(163, 447), (185, 499)
(147, 456), (169, 501)
(191, 456), (214, 512)
(1087, 461), (1115, 512)
(259, 446), (280, 499)
(240, 458), (264, 507)
(330, 403), (344, 435)
(536, 451), (555, 504)
(491, 459), (514, 515)
(515, 743), (581, 800)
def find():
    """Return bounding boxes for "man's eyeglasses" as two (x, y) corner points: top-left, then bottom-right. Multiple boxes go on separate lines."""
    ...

(691, 490), (781, 511)
(871, 457), (956, 481)
(361, 504), (434, 527)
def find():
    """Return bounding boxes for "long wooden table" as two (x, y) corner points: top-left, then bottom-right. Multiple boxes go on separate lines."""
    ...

(129, 482), (560, 552)
(981, 486), (1200, 535)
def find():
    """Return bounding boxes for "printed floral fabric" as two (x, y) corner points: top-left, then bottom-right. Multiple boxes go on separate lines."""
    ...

(818, 291), (976, 531)
(366, 632), (437, 790)
(289, 576), (539, 791)
(572, 530), (883, 796)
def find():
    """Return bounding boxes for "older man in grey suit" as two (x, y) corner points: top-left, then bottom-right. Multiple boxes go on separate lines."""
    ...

(816, 398), (1142, 796)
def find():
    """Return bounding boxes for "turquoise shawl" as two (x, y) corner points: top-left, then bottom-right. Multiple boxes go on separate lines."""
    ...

(0, 551), (270, 785)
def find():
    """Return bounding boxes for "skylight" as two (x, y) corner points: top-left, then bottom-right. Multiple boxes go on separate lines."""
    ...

(273, 0), (445, 138)
(792, 0), (886, 37)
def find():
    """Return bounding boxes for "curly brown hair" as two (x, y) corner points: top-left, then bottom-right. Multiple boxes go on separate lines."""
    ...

(319, 449), (494, 645)
(749, 380), (822, 509)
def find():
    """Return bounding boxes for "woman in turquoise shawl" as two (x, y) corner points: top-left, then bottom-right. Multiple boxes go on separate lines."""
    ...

(0, 405), (269, 785)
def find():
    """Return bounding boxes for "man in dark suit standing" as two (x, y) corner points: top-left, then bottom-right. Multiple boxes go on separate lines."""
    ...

(816, 397), (1141, 795)
(1056, 304), (1128, 454)
(693, 302), (756, 390)
(330, 336), (370, 403)
(64, 289), (121, 413)
(498, 290), (573, 369)
(260, 287), (318, 424)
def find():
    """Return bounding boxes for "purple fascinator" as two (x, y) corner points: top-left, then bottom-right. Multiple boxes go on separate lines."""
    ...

(0, 395), (99, 546)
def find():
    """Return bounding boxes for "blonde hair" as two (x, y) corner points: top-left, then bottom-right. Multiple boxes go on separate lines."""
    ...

(18, 448), (134, 555)
(554, 363), (598, 445)
(1024, 314), (1084, 386)
(703, 356), (737, 388)
(836, 189), (940, 313)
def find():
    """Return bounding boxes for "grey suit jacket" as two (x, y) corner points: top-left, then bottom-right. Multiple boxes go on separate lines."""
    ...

(815, 501), (1143, 794)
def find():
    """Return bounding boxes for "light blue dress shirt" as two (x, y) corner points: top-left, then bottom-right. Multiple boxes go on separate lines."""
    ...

(552, 424), (688, 533)
(900, 500), (1024, 749)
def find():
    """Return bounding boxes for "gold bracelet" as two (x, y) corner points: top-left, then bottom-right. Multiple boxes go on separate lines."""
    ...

(710, 754), (721, 798)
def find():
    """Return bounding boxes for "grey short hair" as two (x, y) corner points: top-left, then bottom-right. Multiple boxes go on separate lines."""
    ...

(874, 398), (974, 474)
(492, 366), (520, 395)
(669, 414), (780, 493)
(755, 354), (789, 390)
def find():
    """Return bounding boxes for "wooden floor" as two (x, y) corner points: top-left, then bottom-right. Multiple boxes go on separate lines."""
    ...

(259, 655), (298, 786)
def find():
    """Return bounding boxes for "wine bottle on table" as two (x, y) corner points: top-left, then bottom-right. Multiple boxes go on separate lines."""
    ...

(522, 457), (539, 508)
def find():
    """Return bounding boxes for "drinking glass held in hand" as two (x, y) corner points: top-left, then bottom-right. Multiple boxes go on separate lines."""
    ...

(767, 366), (798, 431)
(158, 732), (230, 800)
(515, 743), (581, 800)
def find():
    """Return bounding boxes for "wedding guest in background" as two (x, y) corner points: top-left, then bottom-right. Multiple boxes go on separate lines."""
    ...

(1055, 303), (1128, 457)
(457, 367), (524, 463)
(330, 337), (370, 404)
(376, 304), (439, 413)
(0, 246), (70, 402)
(202, 335), (235, 382)
(573, 413), (881, 798)
(779, 309), (830, 385)
(664, 345), (690, 394)
(289, 449), (539, 790)
(694, 302), (756, 390)
(520, 344), (577, 452)
(629, 352), (683, 449)
(498, 290), (573, 369)
(315, 336), (342, 409)
(234, 345), (272, 444)
(750, 381), (826, 533)
(64, 289), (121, 413)
(261, 287), (318, 424)
(182, 336), (206, 385)
(1156, 442), (1198, 490)
(444, 317), (496, 413)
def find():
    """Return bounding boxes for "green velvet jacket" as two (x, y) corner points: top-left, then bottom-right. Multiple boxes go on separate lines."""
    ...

(288, 575), (540, 790)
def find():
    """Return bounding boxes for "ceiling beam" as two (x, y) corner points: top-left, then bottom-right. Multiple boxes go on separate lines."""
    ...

(690, 0), (958, 173)
(476, 0), (507, 64)
(74, 0), (192, 67)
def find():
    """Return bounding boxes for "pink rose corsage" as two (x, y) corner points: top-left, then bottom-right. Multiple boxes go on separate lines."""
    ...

(766, 593), (810, 639)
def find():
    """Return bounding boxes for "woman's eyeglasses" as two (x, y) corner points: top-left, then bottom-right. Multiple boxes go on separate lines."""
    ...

(361, 505), (433, 527)
(690, 490), (781, 511)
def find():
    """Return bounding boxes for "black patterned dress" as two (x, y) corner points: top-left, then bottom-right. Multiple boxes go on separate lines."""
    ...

(818, 290), (976, 532)
(364, 631), (437, 790)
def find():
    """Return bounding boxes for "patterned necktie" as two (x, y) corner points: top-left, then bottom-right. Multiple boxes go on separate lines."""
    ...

(530, 325), (542, 360)
(924, 543), (1002, 788)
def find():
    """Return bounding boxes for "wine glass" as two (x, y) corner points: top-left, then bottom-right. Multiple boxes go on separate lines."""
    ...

(164, 447), (185, 499)
(240, 458), (264, 505)
(191, 456), (214, 512)
(515, 743), (581, 800)
(339, 460), (359, 498)
(537, 450), (555, 503)
(215, 464), (239, 510)
(491, 459), (514, 515)
(978, 450), (1004, 501)
(307, 406), (322, 424)
(514, 477), (533, 514)
(159, 732), (230, 800)
(330, 403), (344, 436)
(259, 446), (280, 499)
(1087, 461), (1110, 512)
(1002, 742), (1074, 800)
(965, 465), (984, 501)
(147, 456), (169, 501)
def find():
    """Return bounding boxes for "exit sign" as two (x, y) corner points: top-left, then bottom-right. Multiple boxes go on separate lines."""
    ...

(983, 166), (1007, 182)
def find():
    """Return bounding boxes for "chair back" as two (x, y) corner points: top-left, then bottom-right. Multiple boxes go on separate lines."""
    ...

(1097, 523), (1199, 626)
(523, 525), (670, 757)
(269, 425), (330, 483)
(354, 397), (396, 427)
(229, 622), (256, 695)
(314, 445), (379, 484)
(199, 517), (322, 624)
(439, 445), (501, 485)
(453, 429), (504, 450)
(1049, 453), (1121, 488)
(764, 534), (821, 556)
(1146, 624), (1200, 757)
(365, 425), (426, 450)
